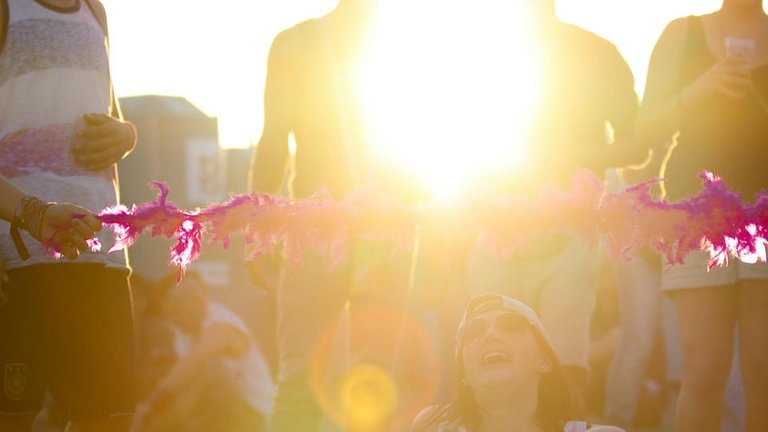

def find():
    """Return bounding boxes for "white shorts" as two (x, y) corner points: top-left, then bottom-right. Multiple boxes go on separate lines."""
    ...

(661, 250), (768, 291)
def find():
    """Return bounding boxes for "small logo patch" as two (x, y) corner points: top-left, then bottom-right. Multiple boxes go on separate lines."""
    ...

(4, 363), (28, 400)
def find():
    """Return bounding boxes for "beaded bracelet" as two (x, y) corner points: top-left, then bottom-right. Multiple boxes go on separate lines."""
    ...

(9, 195), (55, 260)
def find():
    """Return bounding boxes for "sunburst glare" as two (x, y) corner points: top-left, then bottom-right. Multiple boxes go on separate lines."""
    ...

(355, 1), (542, 202)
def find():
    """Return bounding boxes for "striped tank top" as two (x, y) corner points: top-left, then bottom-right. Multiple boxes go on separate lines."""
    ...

(0, 0), (126, 270)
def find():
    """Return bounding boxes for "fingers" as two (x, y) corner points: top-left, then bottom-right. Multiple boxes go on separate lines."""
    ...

(51, 232), (92, 261)
(63, 216), (100, 252)
(695, 60), (753, 101)
(73, 132), (123, 152)
(69, 219), (94, 250)
(47, 231), (84, 260)
(52, 232), (80, 260)
(715, 73), (752, 99)
(716, 58), (751, 78)
(721, 55), (750, 68)
(82, 214), (103, 232)
(41, 204), (101, 259)
(72, 144), (123, 170)
(72, 115), (133, 170)
(77, 120), (115, 141)
(82, 112), (111, 125)
(714, 80), (748, 99)
(58, 244), (79, 260)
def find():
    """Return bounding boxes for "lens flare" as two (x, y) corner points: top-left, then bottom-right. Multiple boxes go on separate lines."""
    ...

(310, 304), (441, 431)
(339, 363), (398, 431)
(355, 1), (542, 202)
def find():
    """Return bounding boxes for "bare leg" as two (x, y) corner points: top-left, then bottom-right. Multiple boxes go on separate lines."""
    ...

(671, 285), (737, 432)
(738, 280), (768, 432)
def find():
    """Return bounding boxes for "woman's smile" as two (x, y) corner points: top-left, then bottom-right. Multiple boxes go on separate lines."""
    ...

(481, 350), (512, 367)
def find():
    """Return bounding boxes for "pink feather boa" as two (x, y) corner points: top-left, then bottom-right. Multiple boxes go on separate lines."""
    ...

(97, 171), (768, 275)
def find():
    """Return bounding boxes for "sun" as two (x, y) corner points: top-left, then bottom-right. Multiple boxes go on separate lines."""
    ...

(353, 2), (542, 203)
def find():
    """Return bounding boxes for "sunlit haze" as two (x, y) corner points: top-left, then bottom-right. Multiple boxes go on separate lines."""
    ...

(356, 1), (542, 201)
(102, 0), (724, 199)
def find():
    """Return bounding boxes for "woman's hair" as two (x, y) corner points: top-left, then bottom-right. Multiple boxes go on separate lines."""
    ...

(413, 294), (584, 432)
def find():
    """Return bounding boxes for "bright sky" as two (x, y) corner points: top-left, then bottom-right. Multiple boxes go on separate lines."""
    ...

(102, 0), (337, 149)
(102, 0), (722, 144)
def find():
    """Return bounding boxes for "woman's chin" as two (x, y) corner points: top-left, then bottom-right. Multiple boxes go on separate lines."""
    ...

(474, 365), (538, 390)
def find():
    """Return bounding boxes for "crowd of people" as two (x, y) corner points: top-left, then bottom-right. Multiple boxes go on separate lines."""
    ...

(1, 0), (767, 431)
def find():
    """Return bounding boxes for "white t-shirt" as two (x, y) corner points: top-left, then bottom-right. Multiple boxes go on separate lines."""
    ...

(174, 301), (275, 419)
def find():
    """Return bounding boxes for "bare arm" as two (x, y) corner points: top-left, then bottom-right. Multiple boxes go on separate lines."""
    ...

(597, 42), (645, 171)
(0, 174), (102, 259)
(245, 31), (296, 284)
(636, 16), (752, 150)
(73, 0), (137, 171)
(635, 18), (690, 149)
(249, 31), (295, 195)
(0, 176), (27, 224)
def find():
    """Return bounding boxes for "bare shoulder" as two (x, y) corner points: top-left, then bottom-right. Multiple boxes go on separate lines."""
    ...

(272, 18), (318, 51)
(658, 16), (693, 47)
(647, 15), (694, 67)
(84, 0), (108, 33)
(410, 405), (441, 432)
(86, 0), (107, 18)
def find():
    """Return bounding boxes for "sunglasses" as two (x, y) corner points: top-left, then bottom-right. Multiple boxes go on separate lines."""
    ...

(457, 312), (532, 345)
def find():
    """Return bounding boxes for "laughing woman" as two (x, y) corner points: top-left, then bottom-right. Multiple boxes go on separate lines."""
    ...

(411, 294), (623, 432)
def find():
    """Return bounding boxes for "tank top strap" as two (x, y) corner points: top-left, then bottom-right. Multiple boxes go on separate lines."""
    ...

(678, 14), (714, 89)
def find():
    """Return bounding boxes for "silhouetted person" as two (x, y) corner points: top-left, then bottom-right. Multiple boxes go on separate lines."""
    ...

(465, 0), (645, 415)
(249, 1), (379, 430)
(635, 0), (768, 430)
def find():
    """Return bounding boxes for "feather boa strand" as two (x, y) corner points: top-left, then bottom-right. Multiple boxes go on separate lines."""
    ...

(97, 171), (768, 276)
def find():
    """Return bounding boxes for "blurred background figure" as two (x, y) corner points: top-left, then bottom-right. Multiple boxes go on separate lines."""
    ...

(635, 0), (768, 431)
(130, 273), (177, 405)
(465, 0), (646, 415)
(248, 0), (384, 430)
(600, 165), (668, 431)
(132, 270), (274, 432)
